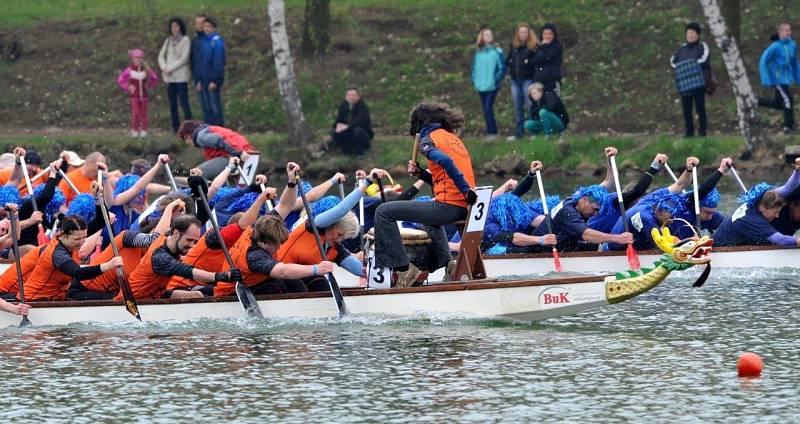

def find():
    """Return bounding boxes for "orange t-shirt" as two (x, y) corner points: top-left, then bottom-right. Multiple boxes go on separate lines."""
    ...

(0, 246), (44, 294)
(58, 169), (95, 204)
(0, 167), (47, 196)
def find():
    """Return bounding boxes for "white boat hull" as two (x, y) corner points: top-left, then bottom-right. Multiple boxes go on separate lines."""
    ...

(0, 277), (610, 327)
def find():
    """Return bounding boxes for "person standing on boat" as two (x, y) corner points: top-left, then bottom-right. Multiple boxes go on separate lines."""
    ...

(376, 102), (477, 287)
(177, 119), (255, 180)
(713, 158), (800, 247)
(482, 161), (557, 254)
(120, 214), (242, 301)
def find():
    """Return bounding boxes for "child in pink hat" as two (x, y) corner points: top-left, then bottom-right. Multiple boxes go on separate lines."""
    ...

(117, 48), (158, 137)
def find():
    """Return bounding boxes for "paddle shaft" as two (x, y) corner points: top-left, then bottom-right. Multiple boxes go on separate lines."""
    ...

(30, 168), (49, 184)
(411, 133), (421, 166)
(534, 170), (555, 233)
(609, 156), (631, 233)
(295, 174), (348, 317)
(18, 156), (38, 212)
(197, 190), (235, 268)
(58, 169), (81, 195)
(163, 162), (179, 191)
(260, 183), (274, 211)
(691, 167), (702, 229)
(374, 174), (386, 203)
(728, 165), (748, 193)
(338, 181), (346, 200)
(7, 209), (30, 327)
(664, 163), (679, 183)
(237, 164), (252, 185)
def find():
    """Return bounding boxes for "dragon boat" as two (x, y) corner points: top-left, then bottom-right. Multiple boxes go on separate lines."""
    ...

(0, 228), (712, 327)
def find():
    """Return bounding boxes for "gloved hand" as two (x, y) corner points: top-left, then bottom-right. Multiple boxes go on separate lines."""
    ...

(188, 175), (209, 198)
(214, 269), (242, 283)
(465, 190), (478, 205)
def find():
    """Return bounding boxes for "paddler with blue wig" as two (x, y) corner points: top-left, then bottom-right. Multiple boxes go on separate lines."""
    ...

(672, 157), (732, 238)
(482, 160), (557, 254)
(713, 158), (800, 247)
(608, 156), (699, 250)
(102, 154), (173, 234)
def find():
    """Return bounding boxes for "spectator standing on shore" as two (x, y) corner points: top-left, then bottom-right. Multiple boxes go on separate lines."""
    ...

(670, 22), (711, 138)
(758, 22), (800, 134)
(506, 23), (538, 141)
(524, 82), (569, 135)
(159, 17), (193, 133)
(190, 14), (207, 117)
(471, 27), (505, 139)
(197, 17), (226, 126)
(321, 86), (374, 156)
(117, 49), (158, 138)
(531, 23), (563, 94)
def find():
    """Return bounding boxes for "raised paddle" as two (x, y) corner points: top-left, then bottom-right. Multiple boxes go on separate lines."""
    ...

(295, 173), (348, 317)
(664, 162), (679, 183)
(192, 179), (263, 319)
(96, 171), (141, 321)
(30, 168), (49, 184)
(609, 155), (641, 270)
(691, 166), (702, 231)
(534, 170), (563, 272)
(58, 169), (81, 195)
(236, 164), (252, 185)
(338, 178), (346, 200)
(411, 133), (421, 167)
(373, 173), (387, 203)
(728, 164), (748, 194)
(163, 161), (179, 192)
(18, 155), (49, 246)
(7, 206), (31, 327)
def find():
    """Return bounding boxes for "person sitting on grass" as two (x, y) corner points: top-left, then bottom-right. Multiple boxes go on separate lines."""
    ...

(318, 86), (374, 157)
(524, 82), (569, 136)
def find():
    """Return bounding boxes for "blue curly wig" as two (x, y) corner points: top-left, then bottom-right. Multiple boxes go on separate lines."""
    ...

(574, 185), (612, 211)
(209, 187), (238, 208)
(526, 195), (561, 216)
(226, 191), (268, 215)
(489, 194), (534, 232)
(0, 185), (20, 206)
(738, 182), (774, 207)
(66, 193), (96, 223)
(700, 188), (721, 209)
(311, 195), (340, 217)
(641, 189), (685, 217)
(297, 180), (313, 197)
(113, 174), (145, 204)
(26, 185), (65, 221)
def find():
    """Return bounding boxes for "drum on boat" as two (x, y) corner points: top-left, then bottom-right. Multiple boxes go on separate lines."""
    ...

(363, 227), (437, 286)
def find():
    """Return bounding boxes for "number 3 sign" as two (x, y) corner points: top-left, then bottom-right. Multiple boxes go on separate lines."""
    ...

(465, 186), (493, 233)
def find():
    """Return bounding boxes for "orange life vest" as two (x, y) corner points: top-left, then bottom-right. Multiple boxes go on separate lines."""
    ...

(24, 239), (79, 301)
(167, 233), (226, 291)
(83, 232), (145, 293)
(426, 128), (475, 208)
(0, 246), (42, 294)
(213, 227), (270, 297)
(0, 168), (47, 196)
(276, 224), (338, 265)
(118, 234), (169, 301)
(202, 126), (255, 160)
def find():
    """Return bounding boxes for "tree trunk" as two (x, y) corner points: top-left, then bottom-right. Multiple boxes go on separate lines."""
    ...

(700, 0), (761, 153)
(720, 0), (740, 44)
(301, 0), (330, 58)
(268, 0), (314, 146)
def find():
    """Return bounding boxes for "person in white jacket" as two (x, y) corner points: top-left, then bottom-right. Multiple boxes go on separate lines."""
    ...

(159, 17), (193, 133)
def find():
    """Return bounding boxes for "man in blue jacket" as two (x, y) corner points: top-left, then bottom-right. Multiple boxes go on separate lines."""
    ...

(190, 14), (207, 111)
(199, 17), (226, 126)
(758, 22), (800, 133)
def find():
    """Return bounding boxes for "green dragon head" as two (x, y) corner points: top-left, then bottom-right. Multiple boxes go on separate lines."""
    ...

(651, 227), (713, 271)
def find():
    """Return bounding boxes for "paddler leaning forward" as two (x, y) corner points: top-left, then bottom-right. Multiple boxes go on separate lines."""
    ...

(375, 102), (478, 287)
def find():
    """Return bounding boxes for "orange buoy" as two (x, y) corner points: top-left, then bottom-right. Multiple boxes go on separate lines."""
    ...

(737, 352), (763, 377)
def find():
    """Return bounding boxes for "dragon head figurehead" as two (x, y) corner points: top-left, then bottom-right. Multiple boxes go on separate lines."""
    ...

(651, 226), (713, 271)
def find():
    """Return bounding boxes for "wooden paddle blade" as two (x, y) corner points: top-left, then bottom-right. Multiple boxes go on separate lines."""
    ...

(692, 264), (711, 288)
(552, 247), (563, 272)
(626, 244), (641, 270)
(19, 315), (31, 328)
(235, 282), (263, 319)
(117, 272), (141, 321)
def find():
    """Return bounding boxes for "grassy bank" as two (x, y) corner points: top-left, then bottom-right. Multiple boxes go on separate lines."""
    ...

(1, 0), (799, 139)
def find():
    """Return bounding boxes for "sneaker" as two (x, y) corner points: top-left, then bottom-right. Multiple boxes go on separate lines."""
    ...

(442, 260), (457, 282)
(139, 131), (148, 138)
(394, 263), (421, 288)
(505, 135), (517, 142)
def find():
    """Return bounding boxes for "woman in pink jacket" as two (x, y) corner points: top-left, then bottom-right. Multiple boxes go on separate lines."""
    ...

(117, 49), (158, 138)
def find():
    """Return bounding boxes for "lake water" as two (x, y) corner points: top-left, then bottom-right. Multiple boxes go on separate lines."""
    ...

(1, 265), (798, 423)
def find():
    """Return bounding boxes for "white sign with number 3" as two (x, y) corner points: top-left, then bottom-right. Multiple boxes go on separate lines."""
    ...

(465, 186), (493, 233)
(366, 246), (391, 289)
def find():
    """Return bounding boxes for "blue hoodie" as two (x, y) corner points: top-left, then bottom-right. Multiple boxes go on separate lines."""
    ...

(199, 31), (226, 85)
(759, 37), (800, 87)
(471, 45), (505, 92)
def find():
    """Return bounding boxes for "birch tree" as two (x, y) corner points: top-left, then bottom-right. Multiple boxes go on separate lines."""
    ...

(268, 0), (313, 146)
(700, 0), (761, 153)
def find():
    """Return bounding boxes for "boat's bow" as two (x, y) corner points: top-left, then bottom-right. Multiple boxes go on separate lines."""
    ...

(605, 227), (712, 304)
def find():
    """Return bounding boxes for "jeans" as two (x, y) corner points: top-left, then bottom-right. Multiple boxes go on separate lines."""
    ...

(524, 109), (566, 135)
(167, 82), (192, 132)
(199, 83), (224, 126)
(510, 79), (533, 137)
(374, 200), (466, 269)
(196, 157), (230, 180)
(681, 88), (707, 136)
(330, 126), (371, 155)
(759, 85), (795, 129)
(478, 89), (499, 135)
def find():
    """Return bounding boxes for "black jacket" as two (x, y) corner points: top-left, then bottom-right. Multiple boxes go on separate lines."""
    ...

(530, 41), (563, 84)
(506, 45), (537, 81)
(334, 99), (374, 139)
(670, 41), (711, 71)
(530, 91), (569, 127)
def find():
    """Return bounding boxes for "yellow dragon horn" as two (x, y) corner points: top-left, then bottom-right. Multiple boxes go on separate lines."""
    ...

(651, 227), (676, 254)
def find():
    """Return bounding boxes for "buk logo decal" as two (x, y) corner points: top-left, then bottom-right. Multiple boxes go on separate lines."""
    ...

(539, 286), (570, 306)
(631, 212), (643, 232)
(731, 203), (747, 222)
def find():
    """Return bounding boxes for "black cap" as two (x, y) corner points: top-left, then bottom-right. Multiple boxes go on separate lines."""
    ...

(24, 150), (42, 165)
(686, 22), (702, 35)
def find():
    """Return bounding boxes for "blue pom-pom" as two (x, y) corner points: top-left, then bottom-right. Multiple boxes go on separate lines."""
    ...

(210, 187), (238, 208)
(526, 195), (560, 216)
(226, 191), (265, 215)
(489, 193), (534, 232)
(66, 193), (96, 223)
(0, 185), (20, 206)
(639, 189), (685, 217)
(297, 180), (313, 197)
(311, 195), (340, 217)
(700, 188), (721, 208)
(26, 185), (65, 221)
(113, 174), (145, 204)
(415, 195), (433, 202)
(738, 182), (774, 207)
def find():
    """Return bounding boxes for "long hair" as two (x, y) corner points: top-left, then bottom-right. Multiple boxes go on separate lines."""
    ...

(167, 17), (187, 36)
(408, 102), (465, 136)
(177, 119), (205, 140)
(512, 23), (538, 49)
(476, 27), (493, 49)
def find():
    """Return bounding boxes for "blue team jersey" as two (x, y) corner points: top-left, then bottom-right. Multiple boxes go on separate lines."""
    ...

(533, 197), (588, 251)
(713, 203), (778, 246)
(587, 206), (620, 233)
(609, 202), (660, 251)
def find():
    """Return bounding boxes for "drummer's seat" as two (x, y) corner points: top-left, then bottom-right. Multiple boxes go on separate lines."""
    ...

(449, 215), (485, 282)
